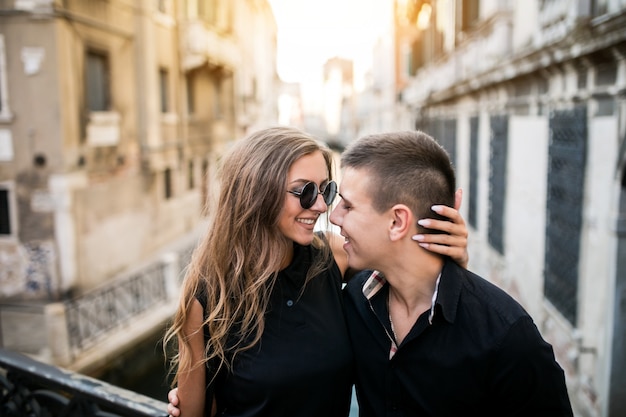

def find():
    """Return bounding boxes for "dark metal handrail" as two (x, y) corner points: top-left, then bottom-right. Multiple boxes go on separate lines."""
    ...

(0, 347), (168, 417)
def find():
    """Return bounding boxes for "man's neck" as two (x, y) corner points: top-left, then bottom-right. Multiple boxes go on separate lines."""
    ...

(382, 250), (443, 315)
(383, 252), (443, 345)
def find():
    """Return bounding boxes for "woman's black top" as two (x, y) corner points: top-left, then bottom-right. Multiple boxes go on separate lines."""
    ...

(198, 239), (354, 417)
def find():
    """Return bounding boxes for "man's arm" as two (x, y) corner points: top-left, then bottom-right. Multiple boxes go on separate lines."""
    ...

(489, 317), (574, 416)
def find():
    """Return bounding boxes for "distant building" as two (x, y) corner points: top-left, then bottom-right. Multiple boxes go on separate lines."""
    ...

(0, 0), (278, 369)
(277, 81), (304, 128)
(313, 4), (400, 145)
(395, 1), (626, 416)
(321, 56), (355, 148)
(355, 8), (399, 139)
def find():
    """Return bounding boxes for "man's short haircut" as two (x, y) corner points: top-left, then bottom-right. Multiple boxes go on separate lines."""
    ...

(341, 130), (456, 232)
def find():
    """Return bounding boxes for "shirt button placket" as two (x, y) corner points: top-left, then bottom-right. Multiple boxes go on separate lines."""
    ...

(386, 361), (402, 416)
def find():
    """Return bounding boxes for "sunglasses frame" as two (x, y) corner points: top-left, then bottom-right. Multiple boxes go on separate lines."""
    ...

(287, 180), (337, 209)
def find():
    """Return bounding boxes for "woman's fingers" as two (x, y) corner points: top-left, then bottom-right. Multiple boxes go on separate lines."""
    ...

(414, 200), (469, 269)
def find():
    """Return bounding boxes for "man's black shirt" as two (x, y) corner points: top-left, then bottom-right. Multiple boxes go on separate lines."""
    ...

(343, 259), (574, 417)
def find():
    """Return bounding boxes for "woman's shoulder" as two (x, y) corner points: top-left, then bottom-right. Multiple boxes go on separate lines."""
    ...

(193, 278), (208, 312)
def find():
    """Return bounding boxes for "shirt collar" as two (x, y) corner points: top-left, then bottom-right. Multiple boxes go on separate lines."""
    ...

(361, 270), (386, 300)
(361, 270), (442, 325)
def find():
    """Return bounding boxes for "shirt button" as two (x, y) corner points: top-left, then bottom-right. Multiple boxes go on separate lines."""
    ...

(286, 299), (294, 307)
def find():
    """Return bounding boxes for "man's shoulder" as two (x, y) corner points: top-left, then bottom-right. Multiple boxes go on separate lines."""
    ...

(343, 269), (376, 301)
(443, 260), (529, 322)
(345, 269), (374, 289)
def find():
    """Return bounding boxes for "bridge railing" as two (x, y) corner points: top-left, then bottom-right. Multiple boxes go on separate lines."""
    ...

(0, 347), (168, 417)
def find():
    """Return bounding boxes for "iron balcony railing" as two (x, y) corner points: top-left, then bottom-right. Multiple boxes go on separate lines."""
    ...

(0, 243), (195, 368)
(0, 347), (168, 417)
(64, 262), (168, 352)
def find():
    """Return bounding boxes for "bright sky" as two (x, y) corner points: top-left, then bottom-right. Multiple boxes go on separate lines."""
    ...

(267, 0), (391, 84)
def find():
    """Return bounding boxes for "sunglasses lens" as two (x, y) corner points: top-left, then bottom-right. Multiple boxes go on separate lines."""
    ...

(323, 181), (337, 205)
(300, 182), (317, 209)
(296, 181), (337, 209)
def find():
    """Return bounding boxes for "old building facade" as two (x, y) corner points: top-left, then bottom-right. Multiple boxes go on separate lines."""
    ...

(0, 0), (278, 370)
(395, 0), (626, 416)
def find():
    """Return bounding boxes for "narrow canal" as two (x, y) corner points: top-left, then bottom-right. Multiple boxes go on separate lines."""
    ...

(98, 329), (171, 402)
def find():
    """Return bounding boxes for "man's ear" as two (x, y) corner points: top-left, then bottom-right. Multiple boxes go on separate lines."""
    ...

(389, 204), (412, 241)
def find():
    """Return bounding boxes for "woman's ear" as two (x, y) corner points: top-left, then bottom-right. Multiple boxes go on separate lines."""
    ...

(389, 204), (412, 242)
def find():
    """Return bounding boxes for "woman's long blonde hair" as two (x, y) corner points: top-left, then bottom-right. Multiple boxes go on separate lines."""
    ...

(164, 126), (335, 386)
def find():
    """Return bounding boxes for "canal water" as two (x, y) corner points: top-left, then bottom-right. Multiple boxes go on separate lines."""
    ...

(98, 330), (171, 402)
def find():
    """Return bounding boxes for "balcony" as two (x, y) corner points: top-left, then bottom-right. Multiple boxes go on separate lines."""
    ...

(180, 20), (241, 71)
(0, 244), (192, 372)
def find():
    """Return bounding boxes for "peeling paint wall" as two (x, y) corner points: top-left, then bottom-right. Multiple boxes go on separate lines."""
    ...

(0, 241), (57, 299)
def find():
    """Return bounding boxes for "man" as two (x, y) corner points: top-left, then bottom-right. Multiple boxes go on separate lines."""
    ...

(329, 130), (573, 416)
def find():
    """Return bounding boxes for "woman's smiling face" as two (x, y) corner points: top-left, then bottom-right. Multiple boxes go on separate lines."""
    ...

(279, 150), (330, 246)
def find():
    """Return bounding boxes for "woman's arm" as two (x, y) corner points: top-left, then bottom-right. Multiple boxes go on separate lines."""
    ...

(412, 189), (469, 269)
(174, 298), (208, 417)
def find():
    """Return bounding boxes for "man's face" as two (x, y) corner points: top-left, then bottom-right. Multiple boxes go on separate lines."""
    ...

(330, 167), (390, 271)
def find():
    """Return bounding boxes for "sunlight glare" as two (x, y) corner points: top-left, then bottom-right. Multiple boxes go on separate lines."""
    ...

(268, 0), (390, 84)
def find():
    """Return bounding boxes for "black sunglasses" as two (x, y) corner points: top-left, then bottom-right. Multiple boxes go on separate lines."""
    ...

(287, 180), (338, 209)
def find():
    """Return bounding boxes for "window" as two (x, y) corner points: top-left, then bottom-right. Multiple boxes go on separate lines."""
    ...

(468, 117), (479, 229)
(423, 118), (457, 168)
(86, 50), (111, 111)
(544, 106), (587, 325)
(0, 188), (10, 235)
(459, 0), (480, 33)
(198, 1), (218, 24)
(186, 73), (195, 115)
(488, 115), (508, 255)
(591, 0), (608, 16)
(188, 160), (195, 189)
(596, 61), (617, 87)
(0, 35), (12, 120)
(159, 68), (169, 113)
(212, 77), (223, 118)
(440, 119), (457, 168)
(201, 159), (209, 215)
(164, 168), (172, 199)
(409, 38), (424, 75)
(0, 182), (15, 237)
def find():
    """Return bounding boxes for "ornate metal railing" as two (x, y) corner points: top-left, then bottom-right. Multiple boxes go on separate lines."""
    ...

(0, 347), (168, 417)
(64, 263), (168, 352)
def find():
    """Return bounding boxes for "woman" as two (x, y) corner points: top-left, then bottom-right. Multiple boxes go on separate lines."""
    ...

(164, 126), (468, 417)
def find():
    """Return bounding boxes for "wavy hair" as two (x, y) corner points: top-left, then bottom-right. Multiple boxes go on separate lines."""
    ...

(164, 126), (335, 386)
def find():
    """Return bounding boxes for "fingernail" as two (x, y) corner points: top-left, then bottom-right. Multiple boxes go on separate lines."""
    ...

(412, 234), (424, 241)
(431, 205), (443, 213)
(418, 219), (430, 227)
(419, 243), (429, 248)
